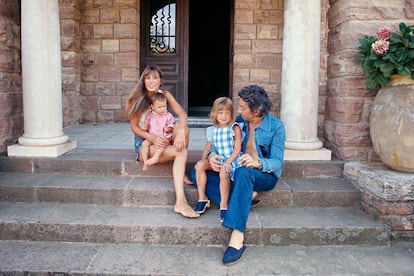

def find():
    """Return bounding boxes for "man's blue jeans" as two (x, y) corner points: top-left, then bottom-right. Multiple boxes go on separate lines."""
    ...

(189, 167), (278, 233)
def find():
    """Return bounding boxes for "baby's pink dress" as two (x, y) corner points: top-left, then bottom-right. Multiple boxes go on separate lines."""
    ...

(144, 110), (176, 140)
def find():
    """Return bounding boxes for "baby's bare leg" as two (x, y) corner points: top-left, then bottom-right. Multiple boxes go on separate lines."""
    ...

(145, 148), (164, 166)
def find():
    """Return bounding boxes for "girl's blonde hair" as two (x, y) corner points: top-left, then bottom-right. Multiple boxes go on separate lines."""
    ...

(125, 65), (164, 119)
(209, 97), (235, 126)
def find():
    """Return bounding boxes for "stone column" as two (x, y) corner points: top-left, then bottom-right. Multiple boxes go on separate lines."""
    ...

(280, 0), (330, 160)
(8, 0), (76, 157)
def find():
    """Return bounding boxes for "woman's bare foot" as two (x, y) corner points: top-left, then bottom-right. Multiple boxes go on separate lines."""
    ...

(142, 163), (149, 171)
(184, 174), (193, 185)
(174, 203), (200, 218)
(252, 191), (258, 200)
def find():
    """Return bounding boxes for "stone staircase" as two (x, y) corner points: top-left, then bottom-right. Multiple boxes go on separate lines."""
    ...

(0, 148), (393, 274)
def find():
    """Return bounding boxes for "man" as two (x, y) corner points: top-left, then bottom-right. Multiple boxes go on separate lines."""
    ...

(191, 84), (286, 265)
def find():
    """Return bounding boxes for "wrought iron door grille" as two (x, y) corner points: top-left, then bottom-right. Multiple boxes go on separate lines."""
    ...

(150, 2), (176, 54)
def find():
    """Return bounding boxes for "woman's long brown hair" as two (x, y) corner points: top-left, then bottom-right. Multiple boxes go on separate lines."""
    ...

(125, 65), (164, 119)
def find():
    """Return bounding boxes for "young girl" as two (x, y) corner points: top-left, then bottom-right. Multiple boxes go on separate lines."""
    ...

(193, 97), (242, 222)
(125, 64), (198, 218)
(141, 92), (176, 171)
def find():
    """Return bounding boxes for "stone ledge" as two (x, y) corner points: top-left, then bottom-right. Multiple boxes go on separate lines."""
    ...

(343, 161), (414, 201)
(284, 147), (332, 161)
(343, 161), (414, 240)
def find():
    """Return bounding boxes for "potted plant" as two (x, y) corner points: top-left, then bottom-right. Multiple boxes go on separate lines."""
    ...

(355, 22), (414, 90)
(355, 22), (414, 173)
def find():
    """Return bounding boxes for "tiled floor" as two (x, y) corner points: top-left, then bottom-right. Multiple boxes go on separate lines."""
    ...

(64, 123), (207, 151)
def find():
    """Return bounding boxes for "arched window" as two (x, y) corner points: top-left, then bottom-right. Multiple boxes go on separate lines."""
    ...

(150, 1), (176, 54)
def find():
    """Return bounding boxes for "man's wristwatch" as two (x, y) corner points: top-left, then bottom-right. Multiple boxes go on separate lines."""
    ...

(257, 159), (263, 170)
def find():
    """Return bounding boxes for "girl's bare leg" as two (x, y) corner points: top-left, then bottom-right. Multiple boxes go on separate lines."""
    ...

(194, 159), (210, 201)
(219, 171), (230, 210)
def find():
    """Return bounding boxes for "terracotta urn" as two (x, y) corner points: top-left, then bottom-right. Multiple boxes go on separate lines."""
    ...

(370, 75), (414, 173)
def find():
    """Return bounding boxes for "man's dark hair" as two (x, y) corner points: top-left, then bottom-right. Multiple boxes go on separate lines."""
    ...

(238, 84), (273, 117)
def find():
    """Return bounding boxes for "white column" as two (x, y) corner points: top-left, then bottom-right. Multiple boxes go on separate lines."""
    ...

(8, 0), (76, 157)
(280, 0), (330, 160)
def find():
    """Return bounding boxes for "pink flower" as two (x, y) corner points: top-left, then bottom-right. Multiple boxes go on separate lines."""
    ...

(376, 27), (392, 41)
(371, 40), (390, 55)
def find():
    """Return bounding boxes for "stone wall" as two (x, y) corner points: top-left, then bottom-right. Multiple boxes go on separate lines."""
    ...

(1, 0), (412, 161)
(0, 0), (331, 153)
(233, 0), (329, 141)
(232, 0), (284, 116)
(60, 0), (82, 127)
(78, 0), (138, 124)
(325, 0), (414, 160)
(0, 0), (22, 153)
(62, 0), (331, 127)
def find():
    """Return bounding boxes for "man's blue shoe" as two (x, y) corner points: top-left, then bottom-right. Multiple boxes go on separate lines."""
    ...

(194, 200), (210, 214)
(251, 199), (261, 208)
(222, 245), (246, 266)
(220, 209), (227, 223)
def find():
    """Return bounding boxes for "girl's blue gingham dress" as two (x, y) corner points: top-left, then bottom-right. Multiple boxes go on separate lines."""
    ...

(207, 122), (242, 180)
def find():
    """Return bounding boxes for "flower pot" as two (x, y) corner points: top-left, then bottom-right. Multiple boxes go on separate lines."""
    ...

(370, 75), (414, 172)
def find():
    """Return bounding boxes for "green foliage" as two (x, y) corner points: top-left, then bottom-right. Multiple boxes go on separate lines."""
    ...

(354, 22), (414, 90)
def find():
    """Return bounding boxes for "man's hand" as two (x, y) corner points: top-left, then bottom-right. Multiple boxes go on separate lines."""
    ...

(239, 153), (261, 169)
(208, 152), (224, 172)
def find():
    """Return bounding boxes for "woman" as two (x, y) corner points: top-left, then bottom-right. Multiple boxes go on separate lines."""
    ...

(125, 64), (199, 218)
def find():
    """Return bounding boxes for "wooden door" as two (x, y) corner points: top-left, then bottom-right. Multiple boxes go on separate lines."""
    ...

(140, 0), (232, 115)
(140, 0), (188, 111)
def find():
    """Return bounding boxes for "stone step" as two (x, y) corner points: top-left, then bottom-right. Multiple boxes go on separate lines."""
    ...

(0, 149), (345, 178)
(187, 116), (212, 127)
(1, 240), (413, 275)
(0, 172), (361, 208)
(0, 201), (390, 246)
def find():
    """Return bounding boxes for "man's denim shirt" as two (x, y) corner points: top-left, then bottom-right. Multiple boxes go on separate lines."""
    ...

(236, 113), (286, 177)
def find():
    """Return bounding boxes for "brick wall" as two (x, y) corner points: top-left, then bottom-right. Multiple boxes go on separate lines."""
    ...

(325, 0), (414, 160)
(0, 0), (22, 153)
(233, 0), (284, 115)
(233, 0), (329, 140)
(78, 0), (138, 123)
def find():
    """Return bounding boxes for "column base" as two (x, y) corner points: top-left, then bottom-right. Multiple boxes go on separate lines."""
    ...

(284, 147), (331, 161)
(7, 140), (77, 157)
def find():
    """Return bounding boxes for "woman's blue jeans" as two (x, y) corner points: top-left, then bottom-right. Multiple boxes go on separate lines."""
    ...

(189, 166), (278, 233)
